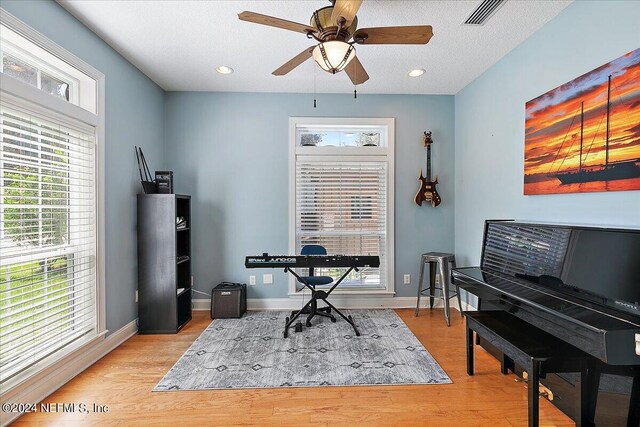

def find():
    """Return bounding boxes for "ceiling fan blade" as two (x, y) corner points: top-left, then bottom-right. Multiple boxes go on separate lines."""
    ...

(238, 11), (317, 34)
(272, 47), (315, 76)
(330, 0), (363, 27)
(353, 26), (434, 44)
(344, 56), (369, 85)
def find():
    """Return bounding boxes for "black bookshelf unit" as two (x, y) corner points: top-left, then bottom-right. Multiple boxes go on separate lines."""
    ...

(137, 194), (192, 333)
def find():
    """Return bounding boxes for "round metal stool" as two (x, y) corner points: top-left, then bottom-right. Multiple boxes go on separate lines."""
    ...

(415, 252), (462, 326)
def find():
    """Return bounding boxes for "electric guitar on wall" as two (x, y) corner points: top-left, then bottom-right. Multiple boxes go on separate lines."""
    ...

(414, 131), (441, 207)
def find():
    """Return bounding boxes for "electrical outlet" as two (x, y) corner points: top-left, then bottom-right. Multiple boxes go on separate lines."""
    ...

(263, 274), (273, 284)
(435, 274), (441, 285)
(403, 274), (411, 285)
(135, 290), (138, 303)
(249, 275), (256, 286)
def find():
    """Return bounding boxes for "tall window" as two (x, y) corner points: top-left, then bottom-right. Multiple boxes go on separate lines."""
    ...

(289, 118), (394, 294)
(0, 14), (104, 390)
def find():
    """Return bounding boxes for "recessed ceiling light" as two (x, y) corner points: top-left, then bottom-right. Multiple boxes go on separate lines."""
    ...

(216, 66), (233, 74)
(408, 69), (425, 77)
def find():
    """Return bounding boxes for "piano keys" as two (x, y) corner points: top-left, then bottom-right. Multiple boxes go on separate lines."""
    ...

(454, 266), (640, 365)
(245, 253), (380, 269)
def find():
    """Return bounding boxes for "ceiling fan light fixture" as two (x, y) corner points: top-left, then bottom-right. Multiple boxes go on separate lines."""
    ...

(216, 66), (234, 74)
(408, 68), (425, 77)
(312, 41), (355, 74)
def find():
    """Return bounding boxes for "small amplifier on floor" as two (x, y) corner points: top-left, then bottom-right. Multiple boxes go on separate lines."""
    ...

(211, 282), (246, 319)
(155, 170), (173, 194)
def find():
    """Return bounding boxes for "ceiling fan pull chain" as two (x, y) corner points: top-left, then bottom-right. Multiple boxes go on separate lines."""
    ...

(313, 60), (317, 108)
(354, 61), (358, 99)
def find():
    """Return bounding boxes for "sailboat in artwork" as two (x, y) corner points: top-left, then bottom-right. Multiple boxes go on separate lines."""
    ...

(553, 74), (640, 184)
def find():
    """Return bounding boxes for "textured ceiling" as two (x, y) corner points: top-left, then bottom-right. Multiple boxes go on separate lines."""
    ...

(57, 0), (572, 94)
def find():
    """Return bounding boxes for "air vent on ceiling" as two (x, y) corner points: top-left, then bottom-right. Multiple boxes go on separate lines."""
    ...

(463, 0), (506, 26)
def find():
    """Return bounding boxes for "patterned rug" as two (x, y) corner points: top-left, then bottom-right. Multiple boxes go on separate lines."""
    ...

(154, 309), (451, 390)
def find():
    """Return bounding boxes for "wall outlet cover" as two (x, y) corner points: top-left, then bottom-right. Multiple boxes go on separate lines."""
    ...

(263, 274), (273, 284)
(403, 274), (411, 285)
(249, 275), (256, 286)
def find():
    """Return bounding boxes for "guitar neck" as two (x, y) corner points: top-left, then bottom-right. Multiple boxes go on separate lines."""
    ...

(426, 143), (432, 181)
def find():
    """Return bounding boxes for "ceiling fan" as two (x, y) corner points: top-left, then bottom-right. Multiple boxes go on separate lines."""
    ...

(238, 0), (433, 85)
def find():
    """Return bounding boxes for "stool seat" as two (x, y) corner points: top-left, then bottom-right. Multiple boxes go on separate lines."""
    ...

(415, 251), (462, 326)
(421, 252), (455, 260)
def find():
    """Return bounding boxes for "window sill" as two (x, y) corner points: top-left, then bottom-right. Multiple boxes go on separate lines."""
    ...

(0, 319), (141, 427)
(0, 330), (106, 395)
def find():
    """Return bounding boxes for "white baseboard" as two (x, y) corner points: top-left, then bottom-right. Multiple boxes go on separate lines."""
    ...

(0, 319), (138, 427)
(194, 297), (472, 312)
(193, 298), (212, 311)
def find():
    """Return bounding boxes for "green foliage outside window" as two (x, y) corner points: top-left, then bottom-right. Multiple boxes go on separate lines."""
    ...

(1, 118), (73, 368)
(2, 122), (70, 247)
(0, 257), (71, 359)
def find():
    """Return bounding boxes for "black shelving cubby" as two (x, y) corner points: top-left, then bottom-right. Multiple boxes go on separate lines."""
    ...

(137, 194), (192, 333)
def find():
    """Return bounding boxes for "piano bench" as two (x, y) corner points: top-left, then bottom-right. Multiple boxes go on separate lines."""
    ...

(465, 310), (598, 427)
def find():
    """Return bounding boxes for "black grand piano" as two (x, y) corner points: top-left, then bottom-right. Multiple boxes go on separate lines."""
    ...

(453, 220), (640, 426)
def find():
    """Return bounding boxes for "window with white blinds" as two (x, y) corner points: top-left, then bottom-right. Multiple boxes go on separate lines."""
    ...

(0, 10), (103, 404)
(296, 161), (386, 288)
(289, 117), (394, 294)
(0, 102), (96, 384)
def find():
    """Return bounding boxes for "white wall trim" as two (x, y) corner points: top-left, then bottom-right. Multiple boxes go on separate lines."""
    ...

(194, 297), (472, 312)
(0, 8), (103, 85)
(0, 319), (137, 427)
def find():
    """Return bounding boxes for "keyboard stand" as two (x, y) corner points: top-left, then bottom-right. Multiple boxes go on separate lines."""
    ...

(283, 266), (360, 338)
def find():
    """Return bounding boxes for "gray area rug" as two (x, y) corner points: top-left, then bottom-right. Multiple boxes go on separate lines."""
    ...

(155, 309), (451, 390)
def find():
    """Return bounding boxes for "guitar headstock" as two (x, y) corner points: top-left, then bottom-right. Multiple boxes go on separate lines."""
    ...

(423, 131), (433, 147)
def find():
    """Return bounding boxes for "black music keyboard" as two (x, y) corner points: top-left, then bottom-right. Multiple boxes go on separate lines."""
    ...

(245, 253), (380, 269)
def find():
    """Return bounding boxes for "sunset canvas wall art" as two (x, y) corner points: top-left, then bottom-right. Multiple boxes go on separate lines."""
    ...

(524, 48), (640, 195)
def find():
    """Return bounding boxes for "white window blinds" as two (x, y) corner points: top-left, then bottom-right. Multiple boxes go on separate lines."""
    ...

(0, 101), (97, 384)
(295, 160), (386, 288)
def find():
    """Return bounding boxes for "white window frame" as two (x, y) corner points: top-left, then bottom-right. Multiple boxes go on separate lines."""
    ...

(0, 21), (98, 113)
(0, 8), (105, 394)
(288, 117), (395, 297)
(0, 38), (80, 105)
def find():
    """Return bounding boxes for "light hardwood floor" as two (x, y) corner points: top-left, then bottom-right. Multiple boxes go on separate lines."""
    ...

(12, 309), (573, 426)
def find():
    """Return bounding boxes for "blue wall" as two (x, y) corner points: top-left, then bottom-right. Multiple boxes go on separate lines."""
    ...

(2, 0), (166, 334)
(7, 0), (638, 321)
(455, 0), (640, 267)
(164, 92), (455, 299)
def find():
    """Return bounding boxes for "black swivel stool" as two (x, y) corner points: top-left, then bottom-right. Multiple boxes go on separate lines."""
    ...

(415, 252), (462, 326)
(290, 245), (336, 329)
(282, 245), (364, 338)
